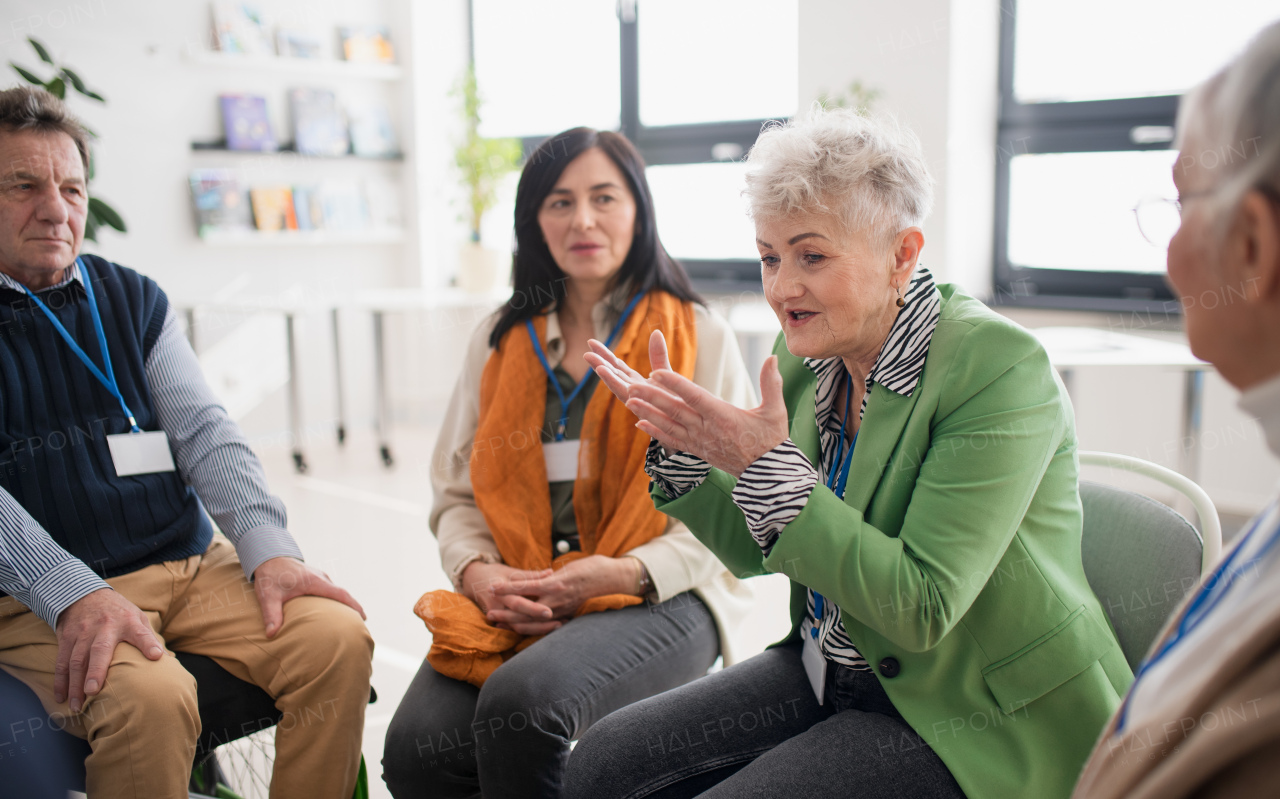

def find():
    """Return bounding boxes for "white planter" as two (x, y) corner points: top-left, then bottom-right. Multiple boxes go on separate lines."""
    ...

(457, 243), (509, 294)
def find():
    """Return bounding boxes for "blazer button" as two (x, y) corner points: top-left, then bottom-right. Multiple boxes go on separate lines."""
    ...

(878, 657), (901, 678)
(554, 539), (571, 555)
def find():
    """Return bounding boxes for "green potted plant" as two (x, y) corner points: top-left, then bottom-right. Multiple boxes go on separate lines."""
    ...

(816, 80), (882, 115)
(453, 65), (522, 293)
(9, 37), (126, 242)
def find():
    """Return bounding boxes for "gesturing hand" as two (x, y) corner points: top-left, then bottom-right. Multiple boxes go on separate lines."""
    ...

(253, 557), (366, 638)
(584, 330), (790, 477)
(55, 587), (164, 713)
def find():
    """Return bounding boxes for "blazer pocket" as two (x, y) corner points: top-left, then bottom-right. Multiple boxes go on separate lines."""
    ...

(981, 605), (1112, 715)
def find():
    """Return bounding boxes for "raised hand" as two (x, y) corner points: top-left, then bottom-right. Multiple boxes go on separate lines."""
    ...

(585, 331), (790, 477)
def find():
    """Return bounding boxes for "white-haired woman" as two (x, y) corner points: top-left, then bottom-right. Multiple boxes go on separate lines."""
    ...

(563, 107), (1131, 799)
(1073, 21), (1280, 799)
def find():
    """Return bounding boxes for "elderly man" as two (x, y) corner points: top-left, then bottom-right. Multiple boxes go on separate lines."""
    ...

(0, 86), (373, 797)
(1072, 20), (1280, 799)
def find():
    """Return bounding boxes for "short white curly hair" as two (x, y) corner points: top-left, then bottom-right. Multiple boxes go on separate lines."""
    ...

(743, 105), (935, 246)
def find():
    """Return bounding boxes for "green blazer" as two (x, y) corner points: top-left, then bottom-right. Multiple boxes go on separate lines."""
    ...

(653, 284), (1132, 799)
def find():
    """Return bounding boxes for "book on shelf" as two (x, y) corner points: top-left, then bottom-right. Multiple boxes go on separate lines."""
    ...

(276, 29), (326, 59)
(339, 26), (394, 63)
(289, 88), (349, 157)
(316, 181), (370, 231)
(250, 186), (299, 231)
(220, 94), (277, 151)
(291, 185), (323, 231)
(189, 169), (253, 237)
(346, 100), (397, 158)
(211, 2), (273, 55)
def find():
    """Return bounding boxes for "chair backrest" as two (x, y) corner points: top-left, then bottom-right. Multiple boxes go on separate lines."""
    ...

(1080, 479), (1204, 671)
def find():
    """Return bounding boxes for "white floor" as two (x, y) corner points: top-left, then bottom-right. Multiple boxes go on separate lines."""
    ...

(252, 425), (794, 799)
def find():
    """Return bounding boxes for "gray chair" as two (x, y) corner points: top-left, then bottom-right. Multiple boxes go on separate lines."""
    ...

(1078, 451), (1222, 671)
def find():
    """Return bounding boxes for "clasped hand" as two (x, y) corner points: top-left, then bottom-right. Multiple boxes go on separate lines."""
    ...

(462, 556), (640, 636)
(583, 329), (789, 478)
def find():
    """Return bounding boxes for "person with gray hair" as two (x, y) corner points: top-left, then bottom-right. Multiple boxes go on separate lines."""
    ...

(1073, 20), (1280, 799)
(564, 105), (1129, 798)
(0, 84), (374, 797)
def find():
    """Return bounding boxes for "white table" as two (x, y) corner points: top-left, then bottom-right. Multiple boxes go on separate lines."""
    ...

(724, 304), (1212, 481)
(1029, 327), (1211, 481)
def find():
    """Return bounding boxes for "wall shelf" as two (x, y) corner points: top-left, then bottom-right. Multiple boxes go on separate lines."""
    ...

(190, 142), (404, 161)
(186, 50), (402, 81)
(198, 229), (405, 246)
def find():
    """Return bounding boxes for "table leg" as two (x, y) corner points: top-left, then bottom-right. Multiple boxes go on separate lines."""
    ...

(373, 311), (394, 467)
(285, 313), (307, 473)
(1179, 369), (1204, 482)
(331, 307), (346, 445)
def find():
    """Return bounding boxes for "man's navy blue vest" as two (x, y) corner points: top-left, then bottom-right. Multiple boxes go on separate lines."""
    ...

(0, 255), (212, 580)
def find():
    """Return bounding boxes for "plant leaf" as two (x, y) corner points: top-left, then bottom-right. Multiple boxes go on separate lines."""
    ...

(83, 207), (100, 243)
(45, 77), (65, 99)
(28, 38), (54, 65)
(61, 67), (87, 93)
(11, 63), (44, 85)
(82, 90), (105, 102)
(88, 197), (127, 232)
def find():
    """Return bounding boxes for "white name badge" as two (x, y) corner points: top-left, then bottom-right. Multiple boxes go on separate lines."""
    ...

(108, 431), (176, 477)
(801, 628), (828, 705)
(543, 439), (581, 482)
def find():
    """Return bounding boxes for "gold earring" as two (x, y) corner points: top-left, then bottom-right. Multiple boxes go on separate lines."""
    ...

(895, 284), (905, 308)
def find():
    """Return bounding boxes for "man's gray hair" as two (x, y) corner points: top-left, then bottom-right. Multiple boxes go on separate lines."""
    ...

(743, 105), (935, 246)
(0, 85), (91, 170)
(1176, 19), (1280, 223)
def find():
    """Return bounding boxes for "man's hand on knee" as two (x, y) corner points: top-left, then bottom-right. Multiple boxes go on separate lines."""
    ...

(54, 588), (164, 713)
(253, 557), (366, 638)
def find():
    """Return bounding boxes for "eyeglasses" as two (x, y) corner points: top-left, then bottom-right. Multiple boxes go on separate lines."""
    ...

(1132, 197), (1183, 249)
(1134, 183), (1280, 249)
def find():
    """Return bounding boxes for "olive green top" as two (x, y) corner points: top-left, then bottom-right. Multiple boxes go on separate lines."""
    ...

(543, 364), (597, 552)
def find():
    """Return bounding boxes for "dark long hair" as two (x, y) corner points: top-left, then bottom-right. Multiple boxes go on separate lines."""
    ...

(488, 127), (702, 348)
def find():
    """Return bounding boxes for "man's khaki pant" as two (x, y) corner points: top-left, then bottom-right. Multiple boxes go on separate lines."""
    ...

(0, 536), (374, 799)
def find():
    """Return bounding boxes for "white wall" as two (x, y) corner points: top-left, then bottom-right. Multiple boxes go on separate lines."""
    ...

(798, 0), (998, 295)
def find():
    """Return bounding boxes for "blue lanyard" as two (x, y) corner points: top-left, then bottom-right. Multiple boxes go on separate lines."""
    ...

(813, 373), (858, 630)
(20, 259), (141, 433)
(1114, 499), (1280, 732)
(526, 291), (645, 441)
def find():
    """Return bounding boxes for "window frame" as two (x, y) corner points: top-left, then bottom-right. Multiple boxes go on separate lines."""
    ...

(499, 0), (782, 292)
(992, 0), (1182, 312)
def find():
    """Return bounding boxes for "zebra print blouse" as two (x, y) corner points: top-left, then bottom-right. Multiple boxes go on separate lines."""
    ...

(646, 267), (941, 669)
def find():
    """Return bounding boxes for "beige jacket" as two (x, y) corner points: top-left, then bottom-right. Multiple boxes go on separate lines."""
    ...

(429, 295), (757, 665)
(1072, 374), (1280, 799)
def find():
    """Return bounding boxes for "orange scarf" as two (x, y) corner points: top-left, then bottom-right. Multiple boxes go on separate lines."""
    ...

(415, 290), (698, 687)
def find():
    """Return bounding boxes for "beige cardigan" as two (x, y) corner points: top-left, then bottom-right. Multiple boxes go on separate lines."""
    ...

(1072, 375), (1280, 798)
(429, 295), (756, 666)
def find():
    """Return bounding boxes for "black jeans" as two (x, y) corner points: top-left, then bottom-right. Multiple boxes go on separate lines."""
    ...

(382, 593), (718, 798)
(564, 641), (966, 799)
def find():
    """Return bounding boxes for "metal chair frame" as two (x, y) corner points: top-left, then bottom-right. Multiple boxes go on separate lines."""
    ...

(1078, 450), (1222, 573)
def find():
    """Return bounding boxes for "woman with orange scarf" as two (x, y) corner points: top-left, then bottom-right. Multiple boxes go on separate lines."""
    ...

(381, 128), (755, 798)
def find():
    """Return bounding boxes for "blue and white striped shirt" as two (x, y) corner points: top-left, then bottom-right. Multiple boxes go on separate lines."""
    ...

(0, 263), (302, 627)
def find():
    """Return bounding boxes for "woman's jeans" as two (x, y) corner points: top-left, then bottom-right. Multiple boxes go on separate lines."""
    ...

(382, 592), (718, 798)
(565, 641), (966, 799)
